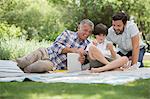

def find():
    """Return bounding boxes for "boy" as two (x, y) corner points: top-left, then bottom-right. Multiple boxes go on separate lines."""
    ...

(86, 23), (130, 73)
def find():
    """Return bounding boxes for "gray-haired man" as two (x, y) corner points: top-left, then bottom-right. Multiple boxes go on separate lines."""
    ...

(16, 19), (94, 73)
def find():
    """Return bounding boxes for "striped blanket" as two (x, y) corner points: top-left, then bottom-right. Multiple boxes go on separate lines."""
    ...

(0, 60), (150, 85)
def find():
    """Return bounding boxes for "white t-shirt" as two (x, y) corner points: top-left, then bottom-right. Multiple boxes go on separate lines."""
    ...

(86, 39), (112, 58)
(106, 21), (145, 54)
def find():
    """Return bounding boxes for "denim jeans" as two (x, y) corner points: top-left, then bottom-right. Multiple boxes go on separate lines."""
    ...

(117, 47), (145, 67)
(138, 47), (145, 67)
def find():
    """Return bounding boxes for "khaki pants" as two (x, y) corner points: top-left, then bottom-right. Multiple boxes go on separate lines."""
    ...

(16, 47), (53, 73)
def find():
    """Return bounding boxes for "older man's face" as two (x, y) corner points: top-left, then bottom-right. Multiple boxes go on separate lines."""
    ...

(78, 24), (92, 41)
(112, 20), (125, 35)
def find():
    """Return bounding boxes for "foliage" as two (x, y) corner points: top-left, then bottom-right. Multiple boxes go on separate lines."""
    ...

(0, 0), (149, 39)
(0, 0), (65, 41)
(0, 22), (24, 40)
(0, 0), (149, 52)
(0, 38), (50, 60)
(62, 0), (150, 34)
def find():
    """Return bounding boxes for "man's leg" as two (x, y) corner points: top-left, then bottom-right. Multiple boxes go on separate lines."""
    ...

(16, 47), (49, 69)
(117, 47), (145, 67)
(117, 51), (125, 56)
(91, 56), (128, 73)
(138, 47), (145, 67)
(24, 60), (53, 73)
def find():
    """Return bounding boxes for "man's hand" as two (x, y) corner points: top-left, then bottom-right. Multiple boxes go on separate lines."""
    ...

(77, 48), (85, 54)
(72, 48), (86, 54)
(63, 47), (86, 64)
(78, 53), (85, 64)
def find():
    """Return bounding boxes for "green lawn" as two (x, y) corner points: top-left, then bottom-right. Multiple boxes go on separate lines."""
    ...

(0, 79), (150, 99)
(0, 60), (150, 99)
(144, 60), (150, 67)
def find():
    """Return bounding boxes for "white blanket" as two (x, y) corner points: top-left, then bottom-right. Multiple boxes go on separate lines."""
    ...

(0, 60), (150, 85)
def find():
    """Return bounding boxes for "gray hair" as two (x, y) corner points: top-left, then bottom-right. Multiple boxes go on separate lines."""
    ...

(79, 19), (94, 31)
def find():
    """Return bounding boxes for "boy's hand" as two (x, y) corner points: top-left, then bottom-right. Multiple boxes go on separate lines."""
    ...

(107, 43), (114, 51)
(107, 43), (117, 59)
(92, 40), (98, 46)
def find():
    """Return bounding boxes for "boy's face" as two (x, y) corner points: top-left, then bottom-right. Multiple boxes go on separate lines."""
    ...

(95, 34), (106, 43)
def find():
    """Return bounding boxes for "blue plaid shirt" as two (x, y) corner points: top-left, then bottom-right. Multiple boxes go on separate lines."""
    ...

(47, 30), (90, 70)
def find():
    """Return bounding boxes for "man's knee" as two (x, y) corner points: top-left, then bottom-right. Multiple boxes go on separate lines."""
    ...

(24, 66), (32, 73)
(24, 60), (53, 73)
(16, 58), (30, 69)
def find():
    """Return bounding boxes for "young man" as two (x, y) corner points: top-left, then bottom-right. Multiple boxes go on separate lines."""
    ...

(86, 23), (129, 73)
(16, 19), (94, 73)
(106, 12), (145, 67)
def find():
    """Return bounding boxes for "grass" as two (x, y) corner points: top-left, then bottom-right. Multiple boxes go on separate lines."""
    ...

(144, 60), (150, 67)
(0, 79), (150, 99)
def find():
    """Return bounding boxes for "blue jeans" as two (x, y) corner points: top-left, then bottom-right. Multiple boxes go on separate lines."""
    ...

(117, 47), (145, 67)
(138, 47), (145, 67)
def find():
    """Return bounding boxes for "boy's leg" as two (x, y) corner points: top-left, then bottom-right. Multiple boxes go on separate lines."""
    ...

(24, 60), (53, 73)
(89, 59), (104, 68)
(16, 47), (49, 69)
(88, 45), (110, 65)
(91, 56), (128, 73)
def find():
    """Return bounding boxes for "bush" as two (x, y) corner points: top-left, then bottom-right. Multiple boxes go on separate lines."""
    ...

(0, 0), (66, 41)
(0, 22), (24, 40)
(0, 38), (50, 60)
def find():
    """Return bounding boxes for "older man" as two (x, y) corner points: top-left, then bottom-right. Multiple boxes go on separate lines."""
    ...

(16, 19), (94, 73)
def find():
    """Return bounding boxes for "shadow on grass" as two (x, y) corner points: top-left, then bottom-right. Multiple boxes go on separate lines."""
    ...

(0, 79), (150, 99)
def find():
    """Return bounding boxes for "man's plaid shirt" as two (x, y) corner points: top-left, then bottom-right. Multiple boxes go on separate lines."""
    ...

(47, 30), (90, 70)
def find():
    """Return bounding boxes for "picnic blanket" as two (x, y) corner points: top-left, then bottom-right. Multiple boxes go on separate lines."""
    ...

(0, 60), (150, 85)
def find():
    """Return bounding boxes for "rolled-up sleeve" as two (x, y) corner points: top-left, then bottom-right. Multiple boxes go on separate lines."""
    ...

(129, 23), (139, 38)
(51, 31), (69, 54)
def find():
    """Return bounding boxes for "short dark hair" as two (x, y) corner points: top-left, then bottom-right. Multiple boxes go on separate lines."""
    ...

(112, 12), (128, 25)
(93, 23), (108, 35)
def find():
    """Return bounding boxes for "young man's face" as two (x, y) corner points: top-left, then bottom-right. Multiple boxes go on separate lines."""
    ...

(78, 24), (92, 41)
(112, 20), (125, 35)
(96, 34), (106, 43)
